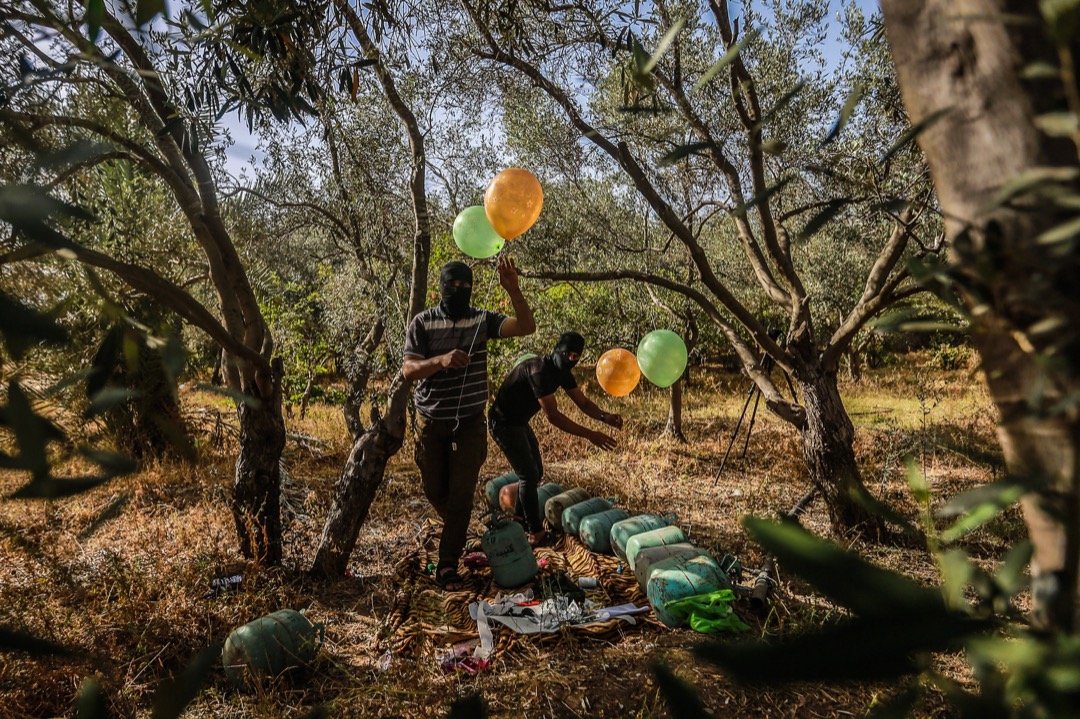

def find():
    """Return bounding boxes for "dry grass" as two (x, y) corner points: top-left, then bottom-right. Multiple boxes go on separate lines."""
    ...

(0, 358), (1007, 718)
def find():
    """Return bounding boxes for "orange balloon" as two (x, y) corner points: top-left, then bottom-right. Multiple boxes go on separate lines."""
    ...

(484, 168), (543, 240)
(595, 348), (641, 397)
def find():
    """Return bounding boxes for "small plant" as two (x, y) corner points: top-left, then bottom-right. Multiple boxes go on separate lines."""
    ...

(930, 342), (972, 372)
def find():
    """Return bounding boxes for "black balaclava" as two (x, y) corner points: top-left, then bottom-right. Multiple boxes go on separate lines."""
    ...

(439, 261), (473, 320)
(551, 331), (585, 372)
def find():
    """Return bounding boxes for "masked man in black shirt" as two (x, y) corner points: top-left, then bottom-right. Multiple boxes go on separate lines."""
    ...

(488, 332), (623, 546)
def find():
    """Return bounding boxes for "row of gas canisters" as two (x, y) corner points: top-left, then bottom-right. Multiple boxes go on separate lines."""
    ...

(483, 473), (736, 627)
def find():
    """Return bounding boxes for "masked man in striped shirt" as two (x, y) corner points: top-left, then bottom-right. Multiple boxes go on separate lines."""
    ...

(402, 256), (535, 591)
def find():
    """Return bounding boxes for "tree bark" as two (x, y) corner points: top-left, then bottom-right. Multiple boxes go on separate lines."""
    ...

(881, 0), (1080, 631)
(233, 358), (287, 566)
(663, 379), (687, 442)
(310, 373), (409, 578)
(798, 368), (883, 536)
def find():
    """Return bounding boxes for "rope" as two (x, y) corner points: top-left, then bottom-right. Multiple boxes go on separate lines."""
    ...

(450, 249), (504, 439)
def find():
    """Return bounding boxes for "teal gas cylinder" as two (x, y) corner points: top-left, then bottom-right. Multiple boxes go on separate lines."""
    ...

(536, 483), (565, 516)
(544, 488), (591, 531)
(646, 552), (732, 627)
(562, 497), (614, 537)
(485, 472), (519, 509)
(222, 609), (323, 685)
(633, 542), (703, 587)
(625, 525), (688, 571)
(481, 513), (538, 588)
(610, 513), (677, 561)
(578, 508), (631, 553)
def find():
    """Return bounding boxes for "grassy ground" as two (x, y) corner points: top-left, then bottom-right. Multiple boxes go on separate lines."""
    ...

(0, 355), (1008, 718)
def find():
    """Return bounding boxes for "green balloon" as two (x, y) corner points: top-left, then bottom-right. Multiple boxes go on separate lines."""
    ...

(513, 353), (538, 367)
(636, 330), (688, 388)
(453, 205), (505, 259)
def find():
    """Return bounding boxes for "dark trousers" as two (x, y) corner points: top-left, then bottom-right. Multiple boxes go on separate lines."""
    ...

(488, 414), (544, 533)
(414, 412), (488, 567)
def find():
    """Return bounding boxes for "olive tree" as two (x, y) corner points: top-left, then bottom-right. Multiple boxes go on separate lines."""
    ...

(0, 0), (324, 564)
(452, 0), (939, 534)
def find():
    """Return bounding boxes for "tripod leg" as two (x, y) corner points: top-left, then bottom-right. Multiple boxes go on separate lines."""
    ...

(740, 389), (762, 460)
(713, 383), (756, 486)
(784, 370), (798, 402)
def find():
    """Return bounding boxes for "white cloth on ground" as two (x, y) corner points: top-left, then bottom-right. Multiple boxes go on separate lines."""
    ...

(468, 592), (643, 635)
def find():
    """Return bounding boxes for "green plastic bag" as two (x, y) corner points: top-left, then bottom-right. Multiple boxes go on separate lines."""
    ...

(664, 589), (750, 634)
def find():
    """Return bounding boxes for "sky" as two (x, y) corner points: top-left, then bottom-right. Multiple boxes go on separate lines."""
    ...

(220, 0), (881, 178)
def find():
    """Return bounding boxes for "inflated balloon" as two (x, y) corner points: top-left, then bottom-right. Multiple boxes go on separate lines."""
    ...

(453, 206), (504, 259)
(595, 348), (641, 397)
(484, 168), (543, 240)
(636, 330), (688, 388)
(513, 353), (538, 367)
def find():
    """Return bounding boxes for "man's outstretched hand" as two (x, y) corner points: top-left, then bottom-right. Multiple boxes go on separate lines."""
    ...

(589, 430), (617, 451)
(497, 255), (521, 294)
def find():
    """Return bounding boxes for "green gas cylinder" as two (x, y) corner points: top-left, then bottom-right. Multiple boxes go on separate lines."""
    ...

(578, 508), (631, 553)
(536, 483), (565, 516)
(485, 472), (519, 509)
(633, 542), (705, 587)
(610, 513), (677, 561)
(625, 525), (688, 571)
(646, 553), (732, 627)
(562, 497), (614, 537)
(222, 609), (323, 685)
(544, 488), (590, 531)
(481, 513), (538, 588)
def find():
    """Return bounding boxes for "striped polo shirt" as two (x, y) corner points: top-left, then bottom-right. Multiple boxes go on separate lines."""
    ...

(404, 305), (509, 420)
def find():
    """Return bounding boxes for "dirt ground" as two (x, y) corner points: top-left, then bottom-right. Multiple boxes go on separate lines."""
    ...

(0, 359), (1008, 718)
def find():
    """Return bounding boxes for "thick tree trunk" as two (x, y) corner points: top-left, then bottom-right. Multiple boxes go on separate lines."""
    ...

(882, 0), (1080, 631)
(798, 368), (883, 536)
(663, 380), (687, 442)
(233, 359), (287, 566)
(310, 373), (409, 578)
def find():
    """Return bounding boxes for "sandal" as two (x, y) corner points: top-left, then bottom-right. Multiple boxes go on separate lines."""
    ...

(435, 564), (466, 592)
(528, 530), (549, 548)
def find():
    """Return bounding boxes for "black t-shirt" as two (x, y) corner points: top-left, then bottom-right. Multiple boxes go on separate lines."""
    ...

(490, 355), (577, 425)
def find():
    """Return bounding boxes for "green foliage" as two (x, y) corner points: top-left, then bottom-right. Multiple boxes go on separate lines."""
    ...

(929, 341), (973, 372)
(259, 276), (333, 403)
(0, 134), (212, 714)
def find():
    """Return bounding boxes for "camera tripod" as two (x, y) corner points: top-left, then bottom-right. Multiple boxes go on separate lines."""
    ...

(712, 350), (797, 486)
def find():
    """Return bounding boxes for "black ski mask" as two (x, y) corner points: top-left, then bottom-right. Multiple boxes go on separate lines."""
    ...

(439, 261), (473, 320)
(551, 332), (585, 372)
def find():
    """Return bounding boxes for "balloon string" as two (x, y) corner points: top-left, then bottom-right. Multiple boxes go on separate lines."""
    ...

(451, 248), (504, 438)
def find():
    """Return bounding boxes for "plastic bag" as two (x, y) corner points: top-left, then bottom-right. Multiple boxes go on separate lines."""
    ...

(663, 589), (750, 634)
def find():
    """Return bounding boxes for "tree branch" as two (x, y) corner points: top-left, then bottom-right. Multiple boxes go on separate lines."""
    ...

(335, 0), (431, 324)
(461, 0), (792, 369)
(223, 185), (352, 240)
(652, 68), (792, 308)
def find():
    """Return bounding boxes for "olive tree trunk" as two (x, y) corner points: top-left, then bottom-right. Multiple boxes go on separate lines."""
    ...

(881, 0), (1080, 630)
(797, 368), (880, 534)
(310, 0), (429, 578)
(233, 359), (287, 565)
(310, 375), (409, 577)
